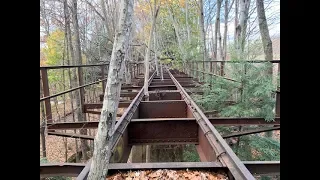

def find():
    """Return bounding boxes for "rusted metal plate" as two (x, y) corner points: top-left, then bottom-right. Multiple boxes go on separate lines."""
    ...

(139, 100), (187, 118)
(149, 90), (181, 100)
(149, 85), (177, 91)
(197, 126), (216, 162)
(187, 106), (194, 118)
(128, 119), (198, 145)
(243, 161), (280, 175)
(110, 128), (132, 163)
(40, 163), (85, 177)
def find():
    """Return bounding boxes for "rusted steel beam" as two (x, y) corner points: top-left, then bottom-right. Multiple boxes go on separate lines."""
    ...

(108, 162), (223, 170)
(47, 121), (99, 130)
(41, 162), (223, 178)
(139, 100), (187, 118)
(168, 69), (255, 180)
(150, 81), (196, 86)
(40, 163), (86, 177)
(242, 161), (280, 175)
(83, 102), (131, 109)
(101, 91), (182, 101)
(222, 126), (280, 139)
(47, 117), (280, 130)
(209, 117), (280, 125)
(48, 132), (94, 140)
(40, 161), (279, 177)
(128, 118), (198, 145)
(40, 78), (108, 102)
(100, 92), (138, 101)
(40, 63), (109, 70)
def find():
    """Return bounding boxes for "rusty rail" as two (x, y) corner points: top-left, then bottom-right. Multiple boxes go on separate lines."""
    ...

(167, 69), (255, 180)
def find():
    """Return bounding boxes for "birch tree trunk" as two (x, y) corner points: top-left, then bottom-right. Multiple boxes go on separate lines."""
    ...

(185, 0), (191, 43)
(154, 28), (159, 76)
(144, 4), (159, 98)
(236, 0), (251, 59)
(71, 0), (88, 160)
(234, 0), (239, 46)
(215, 0), (221, 60)
(168, 5), (186, 71)
(87, 0), (134, 179)
(256, 0), (273, 74)
(100, 0), (109, 36)
(199, 0), (207, 62)
(221, 0), (229, 76)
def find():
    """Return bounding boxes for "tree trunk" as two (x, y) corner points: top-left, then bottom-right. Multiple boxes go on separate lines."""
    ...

(154, 28), (159, 76)
(256, 0), (273, 73)
(215, 0), (221, 60)
(237, 0), (251, 59)
(144, 4), (159, 98)
(64, 0), (80, 161)
(185, 0), (191, 43)
(234, 0), (239, 46)
(71, 0), (88, 161)
(160, 61), (164, 80)
(100, 0), (109, 37)
(168, 5), (186, 71)
(199, 0), (207, 62)
(87, 0), (134, 179)
(221, 0), (230, 76)
(40, 75), (47, 158)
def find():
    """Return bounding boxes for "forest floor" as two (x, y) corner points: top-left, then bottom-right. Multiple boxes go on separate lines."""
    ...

(107, 169), (228, 180)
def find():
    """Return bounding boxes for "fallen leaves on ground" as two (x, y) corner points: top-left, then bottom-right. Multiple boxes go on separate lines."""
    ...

(107, 169), (228, 180)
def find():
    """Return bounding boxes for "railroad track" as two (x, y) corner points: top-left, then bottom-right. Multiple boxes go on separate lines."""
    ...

(41, 69), (279, 180)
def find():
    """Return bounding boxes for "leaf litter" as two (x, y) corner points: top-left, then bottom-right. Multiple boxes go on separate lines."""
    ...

(107, 169), (228, 180)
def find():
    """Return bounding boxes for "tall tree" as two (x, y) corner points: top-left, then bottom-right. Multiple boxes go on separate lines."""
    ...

(236, 0), (251, 58)
(185, 0), (191, 43)
(234, 0), (239, 45)
(71, 0), (89, 160)
(199, 0), (207, 62)
(143, 1), (159, 99)
(256, 0), (273, 68)
(87, 0), (134, 179)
